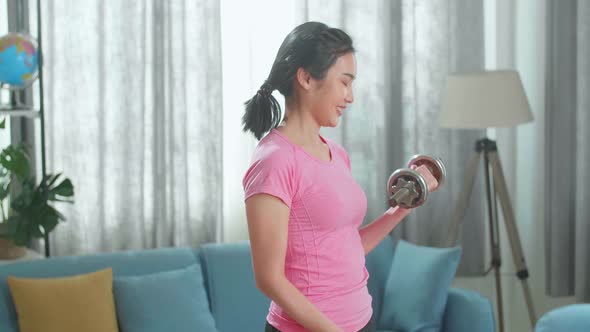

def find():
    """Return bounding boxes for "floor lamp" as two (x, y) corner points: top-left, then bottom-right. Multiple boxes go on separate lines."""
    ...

(439, 70), (537, 332)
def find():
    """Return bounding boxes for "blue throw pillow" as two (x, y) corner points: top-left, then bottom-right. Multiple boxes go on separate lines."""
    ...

(113, 264), (217, 332)
(379, 240), (461, 332)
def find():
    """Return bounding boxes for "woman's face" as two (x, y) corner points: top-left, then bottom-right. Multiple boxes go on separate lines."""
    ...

(309, 52), (356, 127)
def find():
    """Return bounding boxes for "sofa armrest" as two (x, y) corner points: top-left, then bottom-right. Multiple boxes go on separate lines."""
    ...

(442, 287), (495, 332)
(535, 304), (590, 332)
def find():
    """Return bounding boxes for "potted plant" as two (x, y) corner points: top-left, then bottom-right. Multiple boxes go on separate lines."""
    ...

(0, 133), (30, 259)
(0, 118), (74, 259)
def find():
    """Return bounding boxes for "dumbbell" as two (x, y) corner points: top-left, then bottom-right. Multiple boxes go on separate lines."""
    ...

(387, 155), (446, 209)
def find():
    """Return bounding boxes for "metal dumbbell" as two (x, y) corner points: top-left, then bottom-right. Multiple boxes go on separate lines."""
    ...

(387, 154), (446, 209)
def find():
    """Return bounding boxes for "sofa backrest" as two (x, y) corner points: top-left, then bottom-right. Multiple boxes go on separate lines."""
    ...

(0, 247), (200, 332)
(0, 237), (398, 332)
(198, 241), (270, 332)
(198, 237), (396, 332)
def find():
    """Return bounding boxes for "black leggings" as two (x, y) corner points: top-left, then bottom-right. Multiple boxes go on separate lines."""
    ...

(264, 318), (375, 332)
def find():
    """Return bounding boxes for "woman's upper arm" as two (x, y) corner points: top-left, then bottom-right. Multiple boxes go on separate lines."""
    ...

(245, 193), (290, 288)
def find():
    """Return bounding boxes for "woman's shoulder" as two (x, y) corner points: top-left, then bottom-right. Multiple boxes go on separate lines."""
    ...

(322, 135), (349, 158)
(250, 130), (297, 167)
(321, 135), (351, 170)
(243, 130), (299, 190)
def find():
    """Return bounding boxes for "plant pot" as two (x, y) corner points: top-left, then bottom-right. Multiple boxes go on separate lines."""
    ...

(0, 223), (26, 260)
(0, 237), (26, 259)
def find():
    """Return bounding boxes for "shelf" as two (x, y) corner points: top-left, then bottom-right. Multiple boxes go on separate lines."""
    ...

(0, 106), (40, 118)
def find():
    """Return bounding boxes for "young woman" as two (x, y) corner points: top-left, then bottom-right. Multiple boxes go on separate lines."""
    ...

(241, 21), (438, 332)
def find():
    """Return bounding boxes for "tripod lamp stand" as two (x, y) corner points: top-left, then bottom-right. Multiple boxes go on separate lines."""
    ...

(439, 70), (536, 332)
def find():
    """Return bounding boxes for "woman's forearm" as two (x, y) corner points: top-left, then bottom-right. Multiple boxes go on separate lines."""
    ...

(358, 206), (412, 255)
(258, 276), (342, 332)
(359, 164), (440, 255)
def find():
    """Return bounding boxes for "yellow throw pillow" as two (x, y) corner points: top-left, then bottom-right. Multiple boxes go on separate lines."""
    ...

(7, 268), (119, 332)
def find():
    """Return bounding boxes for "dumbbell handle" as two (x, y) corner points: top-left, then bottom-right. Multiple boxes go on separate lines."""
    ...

(390, 180), (421, 208)
(387, 164), (441, 209)
(413, 165), (441, 192)
(388, 169), (428, 208)
(408, 155), (446, 189)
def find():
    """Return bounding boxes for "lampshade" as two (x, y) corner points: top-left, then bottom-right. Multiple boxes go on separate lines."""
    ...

(439, 70), (534, 128)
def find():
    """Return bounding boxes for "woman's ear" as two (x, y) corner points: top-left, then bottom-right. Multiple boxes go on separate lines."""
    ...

(295, 67), (313, 91)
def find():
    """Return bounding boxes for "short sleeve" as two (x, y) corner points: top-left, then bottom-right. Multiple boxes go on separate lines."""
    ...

(242, 149), (296, 208)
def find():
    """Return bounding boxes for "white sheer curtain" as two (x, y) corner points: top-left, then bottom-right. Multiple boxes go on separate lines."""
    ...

(293, 0), (487, 275)
(220, 0), (297, 242)
(473, 1), (579, 330)
(543, 0), (590, 303)
(39, 0), (223, 255)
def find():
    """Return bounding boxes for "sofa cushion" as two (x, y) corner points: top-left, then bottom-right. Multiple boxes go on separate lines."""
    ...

(114, 264), (217, 332)
(379, 240), (461, 332)
(0, 247), (199, 332)
(7, 268), (118, 332)
(199, 241), (270, 332)
(365, 235), (395, 327)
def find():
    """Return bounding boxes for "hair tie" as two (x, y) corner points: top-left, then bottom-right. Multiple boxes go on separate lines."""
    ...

(257, 81), (274, 97)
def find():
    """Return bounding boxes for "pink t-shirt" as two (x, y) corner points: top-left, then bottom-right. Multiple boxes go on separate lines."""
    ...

(243, 128), (372, 332)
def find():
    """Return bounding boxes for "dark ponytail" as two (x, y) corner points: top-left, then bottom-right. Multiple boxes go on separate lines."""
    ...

(242, 81), (282, 140)
(242, 21), (355, 140)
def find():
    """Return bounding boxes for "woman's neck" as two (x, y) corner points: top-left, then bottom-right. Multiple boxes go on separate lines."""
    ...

(279, 103), (323, 147)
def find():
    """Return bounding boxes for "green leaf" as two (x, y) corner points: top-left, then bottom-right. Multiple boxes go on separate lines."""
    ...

(49, 178), (74, 199)
(0, 219), (16, 236)
(56, 208), (66, 221)
(31, 224), (44, 237)
(12, 218), (30, 246)
(0, 118), (5, 129)
(44, 173), (62, 188)
(41, 215), (59, 234)
(0, 145), (30, 179)
(0, 180), (10, 201)
(13, 232), (29, 246)
(35, 205), (59, 233)
(50, 198), (74, 204)
(2, 170), (75, 245)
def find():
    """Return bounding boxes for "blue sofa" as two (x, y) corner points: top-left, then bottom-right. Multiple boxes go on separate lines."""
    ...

(0, 237), (494, 332)
(535, 304), (590, 332)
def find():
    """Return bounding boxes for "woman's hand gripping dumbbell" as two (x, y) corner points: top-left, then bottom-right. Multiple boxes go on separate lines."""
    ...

(387, 155), (446, 209)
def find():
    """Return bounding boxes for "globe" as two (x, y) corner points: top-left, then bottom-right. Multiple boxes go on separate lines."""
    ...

(0, 32), (40, 90)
